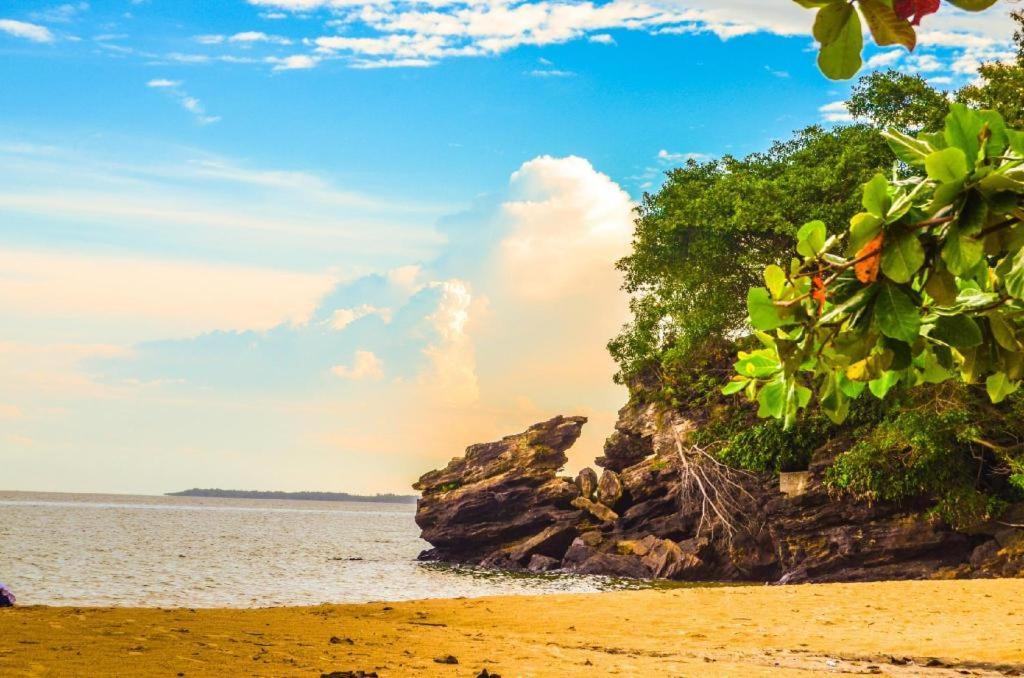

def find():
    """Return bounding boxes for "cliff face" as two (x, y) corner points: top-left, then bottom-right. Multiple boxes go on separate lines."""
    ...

(414, 403), (1024, 583)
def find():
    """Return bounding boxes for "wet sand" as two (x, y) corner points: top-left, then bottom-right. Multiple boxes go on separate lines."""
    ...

(1, 579), (1022, 676)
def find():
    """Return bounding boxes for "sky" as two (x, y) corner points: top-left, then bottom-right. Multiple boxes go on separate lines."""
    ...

(0, 0), (1018, 495)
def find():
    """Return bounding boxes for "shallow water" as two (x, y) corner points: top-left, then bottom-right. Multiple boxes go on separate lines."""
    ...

(0, 491), (655, 608)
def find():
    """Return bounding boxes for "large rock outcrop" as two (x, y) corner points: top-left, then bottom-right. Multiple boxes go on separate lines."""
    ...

(414, 404), (1024, 583)
(414, 416), (585, 568)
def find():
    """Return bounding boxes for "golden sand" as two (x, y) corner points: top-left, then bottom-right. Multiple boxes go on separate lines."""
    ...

(1, 579), (1022, 677)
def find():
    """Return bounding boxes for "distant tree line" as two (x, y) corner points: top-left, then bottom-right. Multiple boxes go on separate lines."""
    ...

(167, 488), (418, 504)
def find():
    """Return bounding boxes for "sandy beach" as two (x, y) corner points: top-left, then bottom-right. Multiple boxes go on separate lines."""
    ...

(1, 579), (1022, 676)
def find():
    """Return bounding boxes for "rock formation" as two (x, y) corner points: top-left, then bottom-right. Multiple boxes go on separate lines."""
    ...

(413, 403), (1024, 583)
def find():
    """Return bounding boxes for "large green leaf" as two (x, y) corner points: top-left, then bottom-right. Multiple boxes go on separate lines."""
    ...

(944, 103), (984, 170)
(1001, 247), (1024, 299)
(925, 147), (969, 184)
(941, 224), (985, 276)
(747, 287), (787, 331)
(796, 219), (827, 258)
(882, 128), (933, 166)
(931, 314), (983, 348)
(858, 0), (916, 50)
(874, 283), (921, 343)
(817, 4), (862, 80)
(861, 173), (891, 218)
(848, 212), (883, 255)
(881, 228), (924, 283)
(757, 379), (787, 418)
(986, 371), (1019, 404)
(946, 0), (998, 10)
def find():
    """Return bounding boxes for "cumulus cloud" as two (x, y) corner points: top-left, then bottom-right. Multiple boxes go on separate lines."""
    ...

(0, 19), (55, 43)
(268, 54), (319, 70)
(74, 155), (633, 489)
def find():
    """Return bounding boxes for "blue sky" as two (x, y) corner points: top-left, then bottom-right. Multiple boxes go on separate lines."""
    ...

(0, 0), (1017, 494)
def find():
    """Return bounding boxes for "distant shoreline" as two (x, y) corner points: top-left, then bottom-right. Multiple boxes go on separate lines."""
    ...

(166, 488), (417, 504)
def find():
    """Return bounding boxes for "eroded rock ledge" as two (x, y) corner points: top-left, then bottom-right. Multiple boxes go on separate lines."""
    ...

(414, 407), (1024, 583)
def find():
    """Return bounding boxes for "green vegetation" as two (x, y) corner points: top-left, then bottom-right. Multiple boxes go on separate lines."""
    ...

(792, 0), (999, 80)
(612, 20), (1024, 527)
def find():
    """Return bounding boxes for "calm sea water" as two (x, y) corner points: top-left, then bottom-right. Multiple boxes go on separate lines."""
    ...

(0, 491), (637, 608)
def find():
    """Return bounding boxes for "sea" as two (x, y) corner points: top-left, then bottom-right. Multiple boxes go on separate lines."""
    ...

(0, 491), (642, 608)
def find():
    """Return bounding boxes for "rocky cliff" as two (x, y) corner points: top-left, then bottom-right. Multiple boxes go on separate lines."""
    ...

(414, 403), (1024, 583)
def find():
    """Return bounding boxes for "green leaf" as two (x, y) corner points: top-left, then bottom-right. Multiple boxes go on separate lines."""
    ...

(881, 228), (924, 283)
(849, 212), (884, 255)
(796, 220), (827, 258)
(747, 287), (787, 331)
(721, 378), (749, 396)
(989, 313), (1021, 351)
(1001, 247), (1024, 300)
(944, 103), (984, 170)
(858, 0), (916, 50)
(924, 269), (958, 306)
(986, 371), (1019, 404)
(874, 283), (921, 343)
(817, 5), (863, 80)
(930, 314), (983, 348)
(862, 173), (891, 218)
(941, 224), (985, 276)
(946, 0), (998, 10)
(869, 370), (900, 399)
(764, 264), (788, 299)
(925, 147), (969, 184)
(882, 128), (933, 166)
(735, 349), (782, 379)
(757, 379), (787, 418)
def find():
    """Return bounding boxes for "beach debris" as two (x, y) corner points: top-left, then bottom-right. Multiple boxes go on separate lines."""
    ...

(320, 672), (377, 678)
(433, 655), (459, 664)
(476, 670), (501, 678)
(0, 583), (15, 607)
(329, 636), (354, 645)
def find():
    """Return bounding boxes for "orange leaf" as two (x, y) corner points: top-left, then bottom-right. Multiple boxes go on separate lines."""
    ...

(812, 275), (827, 313)
(855, 232), (884, 284)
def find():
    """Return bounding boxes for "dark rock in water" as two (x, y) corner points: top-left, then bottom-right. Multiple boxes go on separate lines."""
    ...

(574, 467), (598, 500)
(527, 554), (560, 572)
(414, 416), (585, 566)
(414, 403), (1023, 582)
(0, 583), (14, 607)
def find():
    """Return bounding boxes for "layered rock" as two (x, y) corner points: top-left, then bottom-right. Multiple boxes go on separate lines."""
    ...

(414, 403), (1024, 582)
(413, 416), (586, 567)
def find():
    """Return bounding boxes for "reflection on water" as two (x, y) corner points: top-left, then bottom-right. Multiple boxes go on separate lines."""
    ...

(0, 491), (662, 608)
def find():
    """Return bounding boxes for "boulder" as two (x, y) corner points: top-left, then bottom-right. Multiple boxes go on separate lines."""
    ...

(527, 554), (561, 572)
(574, 468), (598, 500)
(596, 469), (625, 509)
(571, 496), (618, 523)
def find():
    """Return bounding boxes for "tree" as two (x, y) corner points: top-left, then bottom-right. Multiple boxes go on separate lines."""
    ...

(846, 71), (950, 133)
(609, 125), (892, 382)
(957, 11), (1024, 128)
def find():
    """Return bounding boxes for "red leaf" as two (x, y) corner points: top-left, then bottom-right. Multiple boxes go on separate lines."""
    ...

(893, 0), (940, 26)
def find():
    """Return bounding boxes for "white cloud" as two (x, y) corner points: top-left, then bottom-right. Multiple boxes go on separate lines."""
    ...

(30, 2), (89, 24)
(230, 30), (293, 45)
(195, 34), (225, 44)
(819, 100), (853, 123)
(330, 304), (392, 329)
(658, 149), (709, 163)
(269, 54), (319, 70)
(588, 33), (615, 45)
(528, 68), (575, 77)
(331, 350), (385, 381)
(146, 78), (220, 124)
(865, 49), (903, 69)
(0, 19), (56, 43)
